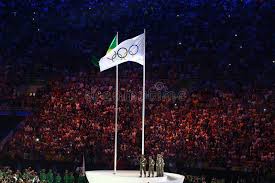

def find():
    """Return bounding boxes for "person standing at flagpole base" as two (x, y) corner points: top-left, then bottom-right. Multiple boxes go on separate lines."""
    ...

(139, 155), (147, 177)
(148, 156), (155, 177)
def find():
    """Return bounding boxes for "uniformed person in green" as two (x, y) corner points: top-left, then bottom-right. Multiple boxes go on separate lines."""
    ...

(77, 172), (87, 183)
(0, 169), (3, 180)
(68, 172), (75, 183)
(0, 169), (3, 178)
(47, 169), (54, 183)
(148, 156), (155, 177)
(40, 169), (47, 183)
(159, 154), (165, 177)
(22, 170), (29, 181)
(64, 170), (70, 183)
(156, 154), (161, 177)
(55, 173), (62, 183)
(139, 154), (147, 177)
(77, 172), (86, 183)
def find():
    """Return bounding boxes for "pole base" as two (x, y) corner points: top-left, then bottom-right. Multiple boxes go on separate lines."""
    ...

(86, 170), (184, 183)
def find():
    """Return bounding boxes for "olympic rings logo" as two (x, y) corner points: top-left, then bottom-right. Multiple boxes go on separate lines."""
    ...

(107, 45), (139, 62)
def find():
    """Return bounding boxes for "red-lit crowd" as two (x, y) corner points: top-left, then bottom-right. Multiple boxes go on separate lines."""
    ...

(6, 70), (274, 172)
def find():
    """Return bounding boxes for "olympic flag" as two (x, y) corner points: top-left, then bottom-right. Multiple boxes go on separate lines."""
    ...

(99, 33), (145, 72)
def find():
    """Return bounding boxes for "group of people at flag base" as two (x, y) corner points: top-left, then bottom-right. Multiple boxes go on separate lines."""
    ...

(139, 154), (165, 178)
(0, 166), (87, 183)
(39, 169), (82, 183)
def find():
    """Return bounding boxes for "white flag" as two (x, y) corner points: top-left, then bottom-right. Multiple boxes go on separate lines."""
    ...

(99, 33), (145, 72)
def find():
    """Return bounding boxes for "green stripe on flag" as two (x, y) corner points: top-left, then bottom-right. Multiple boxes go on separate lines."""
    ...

(90, 35), (117, 68)
(106, 35), (117, 54)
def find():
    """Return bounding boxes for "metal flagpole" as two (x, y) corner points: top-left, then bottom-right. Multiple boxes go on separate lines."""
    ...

(114, 32), (119, 174)
(142, 29), (146, 155)
(82, 153), (85, 174)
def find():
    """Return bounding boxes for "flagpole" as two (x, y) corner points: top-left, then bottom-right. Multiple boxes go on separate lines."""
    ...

(142, 29), (146, 155)
(114, 32), (119, 174)
(82, 153), (85, 175)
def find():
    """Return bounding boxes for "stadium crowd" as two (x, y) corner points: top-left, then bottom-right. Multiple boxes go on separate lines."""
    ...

(0, 166), (87, 183)
(5, 68), (274, 173)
